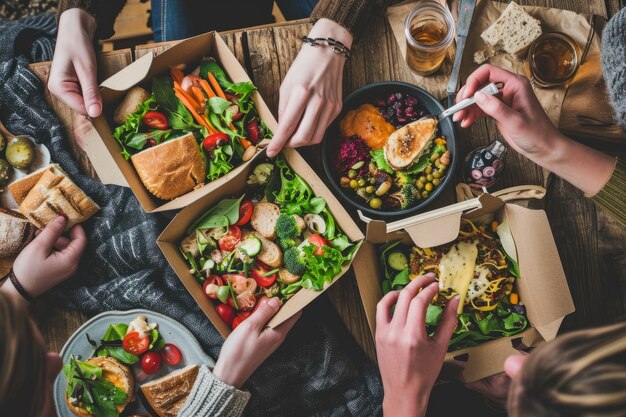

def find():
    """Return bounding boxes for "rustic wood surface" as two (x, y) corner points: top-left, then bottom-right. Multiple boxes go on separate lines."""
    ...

(12, 0), (624, 415)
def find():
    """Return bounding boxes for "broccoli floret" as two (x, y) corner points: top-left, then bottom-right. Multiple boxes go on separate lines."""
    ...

(394, 172), (414, 187)
(400, 183), (418, 209)
(355, 187), (373, 202)
(275, 213), (302, 241)
(284, 247), (307, 276)
(278, 237), (296, 251)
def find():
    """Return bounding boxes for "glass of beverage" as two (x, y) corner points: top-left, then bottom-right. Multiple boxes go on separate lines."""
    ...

(404, 1), (456, 76)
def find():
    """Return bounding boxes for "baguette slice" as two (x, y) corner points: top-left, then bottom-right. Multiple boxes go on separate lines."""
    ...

(66, 357), (134, 417)
(131, 133), (205, 200)
(481, 2), (542, 55)
(8, 164), (60, 206)
(384, 118), (438, 171)
(19, 168), (100, 230)
(242, 230), (282, 268)
(0, 208), (35, 257)
(140, 365), (200, 417)
(250, 202), (280, 239)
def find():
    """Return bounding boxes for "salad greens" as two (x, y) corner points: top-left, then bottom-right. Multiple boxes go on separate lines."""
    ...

(187, 195), (244, 233)
(86, 321), (165, 365)
(113, 97), (157, 159)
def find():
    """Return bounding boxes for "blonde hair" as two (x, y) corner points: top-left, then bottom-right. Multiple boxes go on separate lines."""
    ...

(0, 292), (47, 417)
(511, 321), (626, 417)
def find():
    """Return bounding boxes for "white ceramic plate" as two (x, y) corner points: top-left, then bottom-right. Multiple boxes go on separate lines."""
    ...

(1, 141), (51, 209)
(53, 309), (213, 417)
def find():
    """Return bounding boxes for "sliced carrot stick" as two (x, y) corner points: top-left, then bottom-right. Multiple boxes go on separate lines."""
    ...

(191, 86), (206, 106)
(199, 79), (216, 98)
(207, 73), (226, 99)
(174, 84), (199, 109)
(239, 137), (252, 149)
(175, 90), (214, 132)
(170, 68), (184, 85)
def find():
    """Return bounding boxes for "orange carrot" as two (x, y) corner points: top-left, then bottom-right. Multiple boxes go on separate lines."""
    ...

(174, 84), (199, 109)
(207, 73), (226, 99)
(170, 68), (184, 85)
(199, 79), (216, 98)
(191, 86), (206, 106)
(175, 90), (215, 133)
(239, 137), (252, 149)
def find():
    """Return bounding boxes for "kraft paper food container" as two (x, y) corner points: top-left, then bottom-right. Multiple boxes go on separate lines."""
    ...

(157, 147), (365, 338)
(90, 31), (273, 213)
(353, 192), (575, 382)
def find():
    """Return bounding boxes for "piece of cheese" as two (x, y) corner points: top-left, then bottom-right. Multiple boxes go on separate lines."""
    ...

(438, 241), (479, 314)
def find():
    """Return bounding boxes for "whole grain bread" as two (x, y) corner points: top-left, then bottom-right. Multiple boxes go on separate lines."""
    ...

(140, 365), (200, 417)
(250, 202), (280, 239)
(0, 208), (35, 257)
(131, 133), (205, 200)
(481, 2), (542, 56)
(384, 118), (437, 171)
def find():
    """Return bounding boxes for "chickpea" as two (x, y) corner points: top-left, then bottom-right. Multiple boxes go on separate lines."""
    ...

(369, 197), (383, 209)
(370, 177), (376, 185)
(419, 176), (427, 184)
(340, 177), (350, 187)
(430, 153), (440, 162)
(421, 190), (429, 198)
(357, 178), (366, 187)
(432, 178), (441, 186)
(416, 181), (424, 190)
(348, 169), (357, 179)
(426, 174), (433, 182)
(425, 183), (433, 192)
(425, 165), (433, 174)
(432, 171), (441, 179)
(350, 179), (359, 189)
(366, 185), (376, 194)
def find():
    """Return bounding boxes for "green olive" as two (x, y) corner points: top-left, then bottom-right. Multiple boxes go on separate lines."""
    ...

(416, 180), (424, 190)
(432, 171), (442, 179)
(370, 177), (376, 185)
(426, 174), (433, 182)
(432, 178), (441, 186)
(0, 133), (5, 153)
(369, 197), (383, 209)
(425, 183), (433, 192)
(419, 176), (427, 184)
(366, 185), (376, 194)
(348, 169), (357, 179)
(0, 159), (13, 186)
(357, 178), (366, 187)
(421, 190), (430, 198)
(425, 165), (433, 174)
(350, 179), (359, 189)
(6, 136), (35, 169)
(430, 152), (440, 162)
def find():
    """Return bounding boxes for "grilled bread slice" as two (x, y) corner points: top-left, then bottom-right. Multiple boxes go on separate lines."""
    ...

(8, 164), (60, 206)
(250, 202), (280, 239)
(66, 357), (134, 417)
(140, 365), (200, 417)
(242, 230), (282, 268)
(384, 118), (437, 171)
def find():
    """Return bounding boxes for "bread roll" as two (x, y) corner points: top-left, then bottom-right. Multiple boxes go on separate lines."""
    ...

(114, 86), (151, 125)
(0, 208), (35, 257)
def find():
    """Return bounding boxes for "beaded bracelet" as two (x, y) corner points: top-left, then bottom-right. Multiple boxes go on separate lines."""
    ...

(6, 269), (34, 303)
(301, 36), (352, 59)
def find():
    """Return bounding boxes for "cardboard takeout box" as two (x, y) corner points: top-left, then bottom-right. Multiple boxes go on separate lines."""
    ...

(91, 31), (272, 212)
(353, 192), (575, 382)
(157, 147), (365, 337)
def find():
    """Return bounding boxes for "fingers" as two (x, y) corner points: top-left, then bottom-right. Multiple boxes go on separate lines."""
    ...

(474, 93), (520, 125)
(246, 296), (281, 329)
(266, 88), (309, 157)
(434, 295), (460, 344)
(32, 216), (67, 253)
(261, 310), (301, 343)
(75, 56), (102, 118)
(62, 224), (88, 256)
(406, 281), (440, 338)
(376, 289), (400, 325)
(35, 229), (71, 251)
(287, 97), (324, 148)
(392, 273), (436, 327)
(48, 78), (90, 116)
(307, 102), (340, 146)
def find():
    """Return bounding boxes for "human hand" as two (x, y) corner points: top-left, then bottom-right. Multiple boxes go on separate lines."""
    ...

(48, 8), (102, 118)
(3, 216), (87, 302)
(376, 273), (459, 417)
(212, 296), (301, 388)
(453, 64), (562, 159)
(465, 372), (511, 409)
(266, 19), (352, 157)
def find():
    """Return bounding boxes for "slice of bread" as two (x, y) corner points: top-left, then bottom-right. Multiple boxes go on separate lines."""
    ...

(481, 2), (542, 55)
(384, 118), (437, 171)
(131, 133), (205, 200)
(250, 202), (280, 239)
(140, 365), (200, 417)
(66, 357), (134, 417)
(0, 208), (35, 257)
(242, 230), (282, 268)
(8, 164), (60, 206)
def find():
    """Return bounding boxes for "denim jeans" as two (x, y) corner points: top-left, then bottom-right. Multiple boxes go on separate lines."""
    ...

(151, 0), (319, 42)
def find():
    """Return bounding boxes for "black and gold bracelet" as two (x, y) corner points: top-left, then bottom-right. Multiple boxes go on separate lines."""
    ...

(301, 36), (352, 59)
(7, 269), (35, 303)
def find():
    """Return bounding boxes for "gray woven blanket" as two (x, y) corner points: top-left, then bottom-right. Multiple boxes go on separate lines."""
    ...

(0, 14), (383, 416)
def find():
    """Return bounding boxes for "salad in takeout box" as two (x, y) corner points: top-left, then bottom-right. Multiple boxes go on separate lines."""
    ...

(157, 148), (364, 337)
(90, 31), (273, 213)
(353, 192), (575, 382)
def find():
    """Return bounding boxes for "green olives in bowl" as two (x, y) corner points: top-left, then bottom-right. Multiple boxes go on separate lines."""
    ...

(6, 136), (35, 169)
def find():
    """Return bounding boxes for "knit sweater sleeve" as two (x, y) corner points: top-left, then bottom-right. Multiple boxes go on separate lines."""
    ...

(311, 0), (391, 37)
(57, 0), (127, 40)
(177, 365), (251, 417)
(591, 158), (626, 226)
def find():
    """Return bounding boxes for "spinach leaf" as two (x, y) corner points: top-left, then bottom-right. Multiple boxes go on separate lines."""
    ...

(102, 323), (128, 341)
(208, 97), (231, 114)
(187, 195), (244, 233)
(199, 60), (233, 89)
(153, 76), (199, 132)
(149, 328), (165, 351)
(105, 347), (139, 365)
(391, 268), (410, 289)
(126, 129), (172, 149)
(308, 197), (326, 214)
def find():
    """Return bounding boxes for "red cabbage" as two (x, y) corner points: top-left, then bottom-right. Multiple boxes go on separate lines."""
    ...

(334, 136), (371, 176)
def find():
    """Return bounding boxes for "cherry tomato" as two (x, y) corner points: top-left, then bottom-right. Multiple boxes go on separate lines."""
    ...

(308, 234), (328, 256)
(160, 343), (182, 366)
(146, 139), (157, 147)
(142, 111), (169, 130)
(250, 269), (276, 288)
(235, 200), (254, 226)
(122, 332), (150, 355)
(246, 120), (260, 144)
(203, 275), (223, 299)
(218, 225), (242, 251)
(232, 311), (252, 330)
(141, 351), (162, 374)
(216, 303), (236, 326)
(203, 133), (229, 153)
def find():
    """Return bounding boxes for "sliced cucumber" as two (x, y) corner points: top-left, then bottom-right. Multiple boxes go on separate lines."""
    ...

(388, 251), (409, 271)
(239, 235), (262, 257)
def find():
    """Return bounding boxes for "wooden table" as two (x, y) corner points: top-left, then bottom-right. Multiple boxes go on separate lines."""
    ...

(12, 0), (625, 414)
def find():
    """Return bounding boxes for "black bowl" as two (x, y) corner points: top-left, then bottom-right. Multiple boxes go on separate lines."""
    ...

(321, 81), (458, 219)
